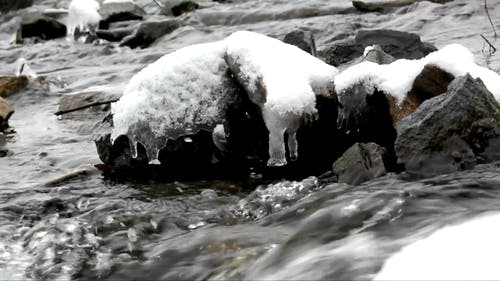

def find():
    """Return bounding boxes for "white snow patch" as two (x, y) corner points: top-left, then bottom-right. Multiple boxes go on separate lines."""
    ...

(335, 43), (500, 103)
(225, 31), (338, 166)
(67, 0), (101, 39)
(111, 41), (231, 162)
(375, 212), (500, 280)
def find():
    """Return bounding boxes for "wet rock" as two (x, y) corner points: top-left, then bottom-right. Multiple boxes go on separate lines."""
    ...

(0, 97), (14, 130)
(99, 0), (146, 29)
(395, 74), (500, 177)
(20, 14), (67, 40)
(332, 142), (388, 185)
(389, 64), (455, 124)
(337, 84), (397, 153)
(283, 30), (317, 56)
(352, 0), (452, 12)
(96, 27), (134, 42)
(324, 29), (436, 66)
(56, 90), (122, 117)
(0, 76), (29, 98)
(0, 0), (33, 13)
(120, 19), (180, 48)
(171, 1), (200, 17)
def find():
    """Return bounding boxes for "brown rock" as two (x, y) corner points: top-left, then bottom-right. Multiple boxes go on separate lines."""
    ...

(0, 76), (29, 98)
(388, 64), (455, 124)
(0, 97), (14, 126)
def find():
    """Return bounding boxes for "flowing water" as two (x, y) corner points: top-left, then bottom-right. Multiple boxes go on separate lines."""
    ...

(0, 0), (500, 279)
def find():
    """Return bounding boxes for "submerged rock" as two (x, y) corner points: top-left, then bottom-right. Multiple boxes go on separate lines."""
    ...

(20, 14), (67, 40)
(171, 1), (200, 17)
(120, 19), (179, 48)
(352, 0), (452, 12)
(395, 74), (500, 177)
(332, 142), (388, 185)
(99, 0), (146, 29)
(0, 97), (14, 130)
(0, 76), (29, 98)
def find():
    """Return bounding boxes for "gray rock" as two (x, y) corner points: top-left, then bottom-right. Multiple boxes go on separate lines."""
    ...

(56, 89), (122, 117)
(395, 74), (500, 177)
(338, 44), (395, 71)
(120, 19), (180, 49)
(96, 27), (134, 42)
(283, 30), (317, 56)
(332, 142), (388, 185)
(324, 29), (436, 67)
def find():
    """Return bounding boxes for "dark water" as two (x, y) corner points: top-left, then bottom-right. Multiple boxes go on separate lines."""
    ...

(1, 0), (500, 279)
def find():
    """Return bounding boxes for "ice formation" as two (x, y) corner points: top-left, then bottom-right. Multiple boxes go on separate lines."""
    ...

(111, 41), (233, 162)
(375, 212), (500, 280)
(225, 31), (338, 166)
(67, 0), (101, 39)
(335, 43), (500, 103)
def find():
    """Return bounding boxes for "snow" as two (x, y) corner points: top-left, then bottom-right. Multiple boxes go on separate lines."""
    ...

(111, 41), (232, 162)
(225, 31), (338, 166)
(67, 0), (101, 39)
(335, 43), (500, 103)
(375, 212), (500, 280)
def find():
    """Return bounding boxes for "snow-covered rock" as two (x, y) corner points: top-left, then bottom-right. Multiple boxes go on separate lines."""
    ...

(335, 44), (500, 104)
(67, 0), (101, 39)
(111, 41), (237, 163)
(225, 31), (338, 166)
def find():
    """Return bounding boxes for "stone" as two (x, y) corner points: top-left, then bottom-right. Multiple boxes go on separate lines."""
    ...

(395, 74), (500, 177)
(352, 0), (452, 12)
(0, 0), (33, 13)
(171, 1), (200, 17)
(338, 44), (395, 71)
(283, 30), (317, 56)
(99, 0), (146, 29)
(120, 19), (180, 49)
(56, 90), (122, 116)
(0, 97), (14, 129)
(20, 14), (67, 40)
(0, 76), (29, 98)
(332, 142), (388, 185)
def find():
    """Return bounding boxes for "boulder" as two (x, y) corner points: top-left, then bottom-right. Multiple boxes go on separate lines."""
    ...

(20, 14), (67, 40)
(332, 142), (388, 185)
(352, 0), (452, 12)
(0, 76), (29, 98)
(120, 19), (180, 48)
(395, 74), (500, 177)
(99, 0), (146, 29)
(0, 0), (33, 13)
(171, 1), (200, 17)
(0, 97), (14, 130)
(283, 30), (317, 56)
(324, 29), (436, 66)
